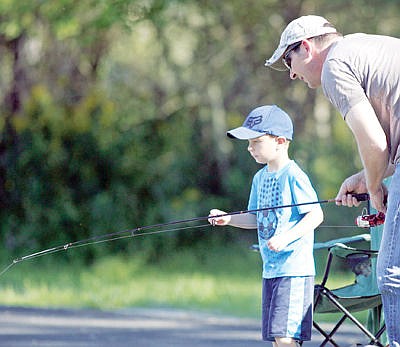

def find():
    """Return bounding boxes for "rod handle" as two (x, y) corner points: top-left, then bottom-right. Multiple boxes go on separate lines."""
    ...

(351, 193), (369, 201)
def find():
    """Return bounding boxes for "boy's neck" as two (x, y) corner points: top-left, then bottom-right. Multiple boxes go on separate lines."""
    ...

(267, 155), (291, 172)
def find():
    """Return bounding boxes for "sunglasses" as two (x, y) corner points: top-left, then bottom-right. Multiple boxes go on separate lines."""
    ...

(282, 41), (302, 70)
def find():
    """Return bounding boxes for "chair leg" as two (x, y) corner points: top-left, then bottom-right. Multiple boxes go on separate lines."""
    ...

(375, 324), (386, 340)
(313, 317), (345, 347)
(322, 289), (384, 347)
(367, 324), (386, 346)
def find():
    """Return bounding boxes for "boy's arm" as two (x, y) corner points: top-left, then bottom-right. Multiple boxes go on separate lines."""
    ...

(267, 206), (323, 252)
(208, 209), (257, 229)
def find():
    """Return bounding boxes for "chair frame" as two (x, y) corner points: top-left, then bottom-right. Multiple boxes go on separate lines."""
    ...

(313, 245), (386, 347)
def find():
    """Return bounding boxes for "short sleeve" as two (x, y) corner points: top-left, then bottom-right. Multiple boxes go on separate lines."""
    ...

(322, 59), (369, 119)
(247, 173), (259, 213)
(289, 170), (319, 216)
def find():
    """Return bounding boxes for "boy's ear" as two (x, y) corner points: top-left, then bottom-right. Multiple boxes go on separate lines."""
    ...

(276, 136), (288, 144)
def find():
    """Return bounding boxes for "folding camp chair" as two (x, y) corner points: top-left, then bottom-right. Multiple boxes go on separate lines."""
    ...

(313, 187), (391, 347)
(250, 233), (383, 346)
(251, 232), (386, 346)
(313, 242), (386, 347)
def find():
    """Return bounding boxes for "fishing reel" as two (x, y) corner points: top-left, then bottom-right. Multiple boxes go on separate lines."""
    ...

(356, 208), (385, 228)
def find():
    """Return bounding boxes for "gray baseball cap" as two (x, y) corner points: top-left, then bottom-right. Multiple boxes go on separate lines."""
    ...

(227, 105), (293, 140)
(265, 15), (337, 71)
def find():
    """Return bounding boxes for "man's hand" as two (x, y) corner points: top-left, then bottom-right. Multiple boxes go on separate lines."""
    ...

(335, 171), (367, 207)
(336, 171), (387, 211)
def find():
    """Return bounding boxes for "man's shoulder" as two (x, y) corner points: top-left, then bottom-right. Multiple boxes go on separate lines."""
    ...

(327, 33), (367, 58)
(331, 33), (399, 56)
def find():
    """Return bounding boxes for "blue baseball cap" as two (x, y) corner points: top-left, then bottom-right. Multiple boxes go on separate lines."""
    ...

(227, 105), (293, 140)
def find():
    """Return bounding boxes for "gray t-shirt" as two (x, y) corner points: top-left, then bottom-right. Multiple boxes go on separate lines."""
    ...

(322, 33), (400, 164)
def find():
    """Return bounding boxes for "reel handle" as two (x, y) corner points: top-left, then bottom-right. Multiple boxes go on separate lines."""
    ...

(356, 211), (385, 228)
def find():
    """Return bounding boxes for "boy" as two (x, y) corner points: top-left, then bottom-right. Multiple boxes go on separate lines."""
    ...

(208, 105), (323, 346)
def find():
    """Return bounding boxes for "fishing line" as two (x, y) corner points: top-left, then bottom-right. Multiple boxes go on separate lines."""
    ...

(0, 223), (211, 277)
(0, 193), (369, 277)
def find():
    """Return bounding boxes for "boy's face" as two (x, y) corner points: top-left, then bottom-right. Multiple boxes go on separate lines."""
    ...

(247, 134), (281, 164)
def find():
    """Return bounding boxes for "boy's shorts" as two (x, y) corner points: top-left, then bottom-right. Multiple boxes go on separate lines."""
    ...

(262, 276), (314, 342)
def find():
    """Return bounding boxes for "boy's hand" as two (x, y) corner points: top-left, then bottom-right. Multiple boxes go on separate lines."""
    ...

(208, 209), (231, 226)
(267, 235), (289, 252)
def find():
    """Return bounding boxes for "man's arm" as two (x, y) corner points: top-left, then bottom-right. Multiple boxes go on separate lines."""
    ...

(344, 100), (389, 212)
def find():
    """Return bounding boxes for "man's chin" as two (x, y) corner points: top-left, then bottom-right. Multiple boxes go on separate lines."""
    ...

(306, 80), (321, 89)
(306, 82), (317, 89)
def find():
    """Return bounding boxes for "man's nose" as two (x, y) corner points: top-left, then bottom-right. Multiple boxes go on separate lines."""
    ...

(289, 70), (297, 80)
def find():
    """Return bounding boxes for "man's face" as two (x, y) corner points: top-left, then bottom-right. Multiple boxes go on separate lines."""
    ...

(286, 40), (322, 89)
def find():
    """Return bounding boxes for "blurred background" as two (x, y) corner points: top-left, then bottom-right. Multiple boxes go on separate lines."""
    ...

(0, 0), (397, 315)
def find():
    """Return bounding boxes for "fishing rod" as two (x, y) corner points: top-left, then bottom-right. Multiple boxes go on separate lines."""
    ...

(0, 193), (371, 277)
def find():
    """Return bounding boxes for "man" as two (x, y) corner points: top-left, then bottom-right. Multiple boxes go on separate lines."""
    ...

(264, 15), (400, 347)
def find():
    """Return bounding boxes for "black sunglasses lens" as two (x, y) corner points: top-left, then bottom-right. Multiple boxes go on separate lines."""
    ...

(285, 56), (291, 68)
(283, 42), (300, 69)
(283, 52), (292, 69)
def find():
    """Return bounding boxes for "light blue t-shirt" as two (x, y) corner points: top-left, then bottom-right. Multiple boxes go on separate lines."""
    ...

(248, 160), (319, 279)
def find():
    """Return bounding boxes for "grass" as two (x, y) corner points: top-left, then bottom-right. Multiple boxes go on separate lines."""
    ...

(0, 245), (262, 317)
(0, 244), (370, 323)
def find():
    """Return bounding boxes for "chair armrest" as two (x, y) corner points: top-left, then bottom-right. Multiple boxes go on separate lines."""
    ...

(329, 242), (379, 258)
(250, 233), (372, 253)
(313, 233), (371, 250)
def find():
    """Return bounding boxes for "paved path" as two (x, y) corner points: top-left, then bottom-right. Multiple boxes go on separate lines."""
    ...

(0, 306), (370, 346)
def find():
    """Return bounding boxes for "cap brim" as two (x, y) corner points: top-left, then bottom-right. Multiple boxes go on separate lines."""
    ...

(227, 127), (265, 140)
(264, 44), (289, 71)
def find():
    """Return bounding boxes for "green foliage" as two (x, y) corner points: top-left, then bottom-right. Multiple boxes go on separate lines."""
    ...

(0, 0), (399, 266)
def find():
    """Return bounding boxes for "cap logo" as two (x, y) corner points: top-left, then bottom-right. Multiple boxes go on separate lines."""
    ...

(244, 115), (263, 129)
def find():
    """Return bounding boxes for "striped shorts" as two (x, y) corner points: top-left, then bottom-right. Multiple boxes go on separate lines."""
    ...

(262, 276), (314, 342)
